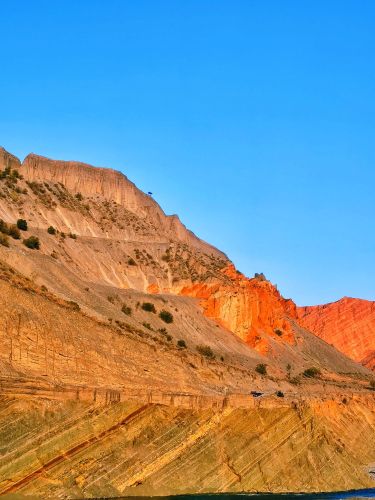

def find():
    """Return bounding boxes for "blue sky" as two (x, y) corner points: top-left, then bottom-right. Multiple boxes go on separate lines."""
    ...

(1, 0), (374, 305)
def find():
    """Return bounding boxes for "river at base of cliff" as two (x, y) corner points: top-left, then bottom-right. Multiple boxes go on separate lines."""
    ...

(114, 490), (375, 500)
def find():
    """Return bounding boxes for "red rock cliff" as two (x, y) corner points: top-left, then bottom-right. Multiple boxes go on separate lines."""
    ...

(179, 265), (298, 353)
(297, 297), (375, 370)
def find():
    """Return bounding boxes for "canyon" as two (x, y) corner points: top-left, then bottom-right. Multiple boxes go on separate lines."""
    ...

(0, 146), (374, 498)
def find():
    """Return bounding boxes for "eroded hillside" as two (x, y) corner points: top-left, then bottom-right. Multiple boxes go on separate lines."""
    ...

(0, 147), (374, 498)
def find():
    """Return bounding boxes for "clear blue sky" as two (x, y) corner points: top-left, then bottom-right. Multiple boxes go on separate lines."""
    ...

(1, 0), (374, 305)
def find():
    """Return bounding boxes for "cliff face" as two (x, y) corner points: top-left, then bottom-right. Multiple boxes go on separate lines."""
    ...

(298, 297), (375, 370)
(0, 146), (21, 171)
(178, 265), (297, 353)
(21, 153), (224, 257)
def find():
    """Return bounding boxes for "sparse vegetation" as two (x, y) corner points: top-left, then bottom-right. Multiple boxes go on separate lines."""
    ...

(369, 380), (375, 390)
(177, 339), (187, 348)
(142, 322), (153, 330)
(290, 376), (301, 385)
(196, 344), (215, 359)
(69, 233), (77, 239)
(8, 225), (20, 239)
(121, 304), (132, 316)
(255, 363), (267, 375)
(47, 226), (56, 235)
(303, 367), (321, 378)
(159, 310), (173, 323)
(23, 236), (40, 250)
(75, 192), (83, 201)
(254, 272), (266, 281)
(276, 390), (284, 398)
(17, 219), (28, 231)
(0, 234), (9, 247)
(0, 220), (9, 234)
(141, 302), (156, 313)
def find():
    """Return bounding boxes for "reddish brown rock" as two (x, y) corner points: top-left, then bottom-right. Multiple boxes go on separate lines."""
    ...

(297, 297), (375, 370)
(179, 264), (298, 353)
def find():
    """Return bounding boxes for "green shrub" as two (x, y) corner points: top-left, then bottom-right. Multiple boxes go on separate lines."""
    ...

(23, 236), (40, 250)
(166, 334), (172, 341)
(8, 225), (21, 240)
(75, 192), (83, 201)
(158, 328), (167, 335)
(177, 339), (187, 348)
(142, 302), (156, 313)
(69, 233), (77, 239)
(0, 234), (9, 247)
(121, 304), (132, 316)
(196, 344), (215, 359)
(255, 363), (267, 375)
(17, 219), (28, 231)
(369, 380), (375, 390)
(127, 257), (136, 266)
(142, 322), (153, 330)
(274, 329), (283, 337)
(276, 390), (284, 398)
(159, 310), (173, 323)
(47, 226), (56, 235)
(303, 367), (321, 378)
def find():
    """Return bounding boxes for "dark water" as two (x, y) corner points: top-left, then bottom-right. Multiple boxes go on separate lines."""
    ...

(116, 491), (375, 500)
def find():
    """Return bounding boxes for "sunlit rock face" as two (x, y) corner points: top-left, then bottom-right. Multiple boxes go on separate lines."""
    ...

(178, 265), (297, 354)
(297, 297), (375, 370)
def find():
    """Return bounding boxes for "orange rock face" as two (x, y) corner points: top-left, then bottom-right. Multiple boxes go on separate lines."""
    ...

(179, 265), (297, 353)
(297, 297), (375, 370)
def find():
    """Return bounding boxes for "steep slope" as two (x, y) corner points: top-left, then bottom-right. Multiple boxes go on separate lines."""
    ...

(0, 146), (374, 498)
(298, 297), (375, 371)
(0, 147), (372, 381)
(0, 147), (359, 372)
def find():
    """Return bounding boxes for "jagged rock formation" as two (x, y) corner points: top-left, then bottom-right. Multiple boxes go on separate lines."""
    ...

(0, 146), (374, 497)
(298, 297), (375, 371)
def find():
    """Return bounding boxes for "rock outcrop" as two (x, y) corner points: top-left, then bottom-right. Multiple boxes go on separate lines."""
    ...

(178, 265), (297, 353)
(298, 297), (375, 370)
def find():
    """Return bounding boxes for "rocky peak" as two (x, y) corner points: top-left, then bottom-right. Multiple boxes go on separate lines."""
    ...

(0, 147), (21, 171)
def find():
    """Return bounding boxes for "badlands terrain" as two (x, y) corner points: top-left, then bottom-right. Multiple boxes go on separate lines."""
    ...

(0, 146), (374, 498)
